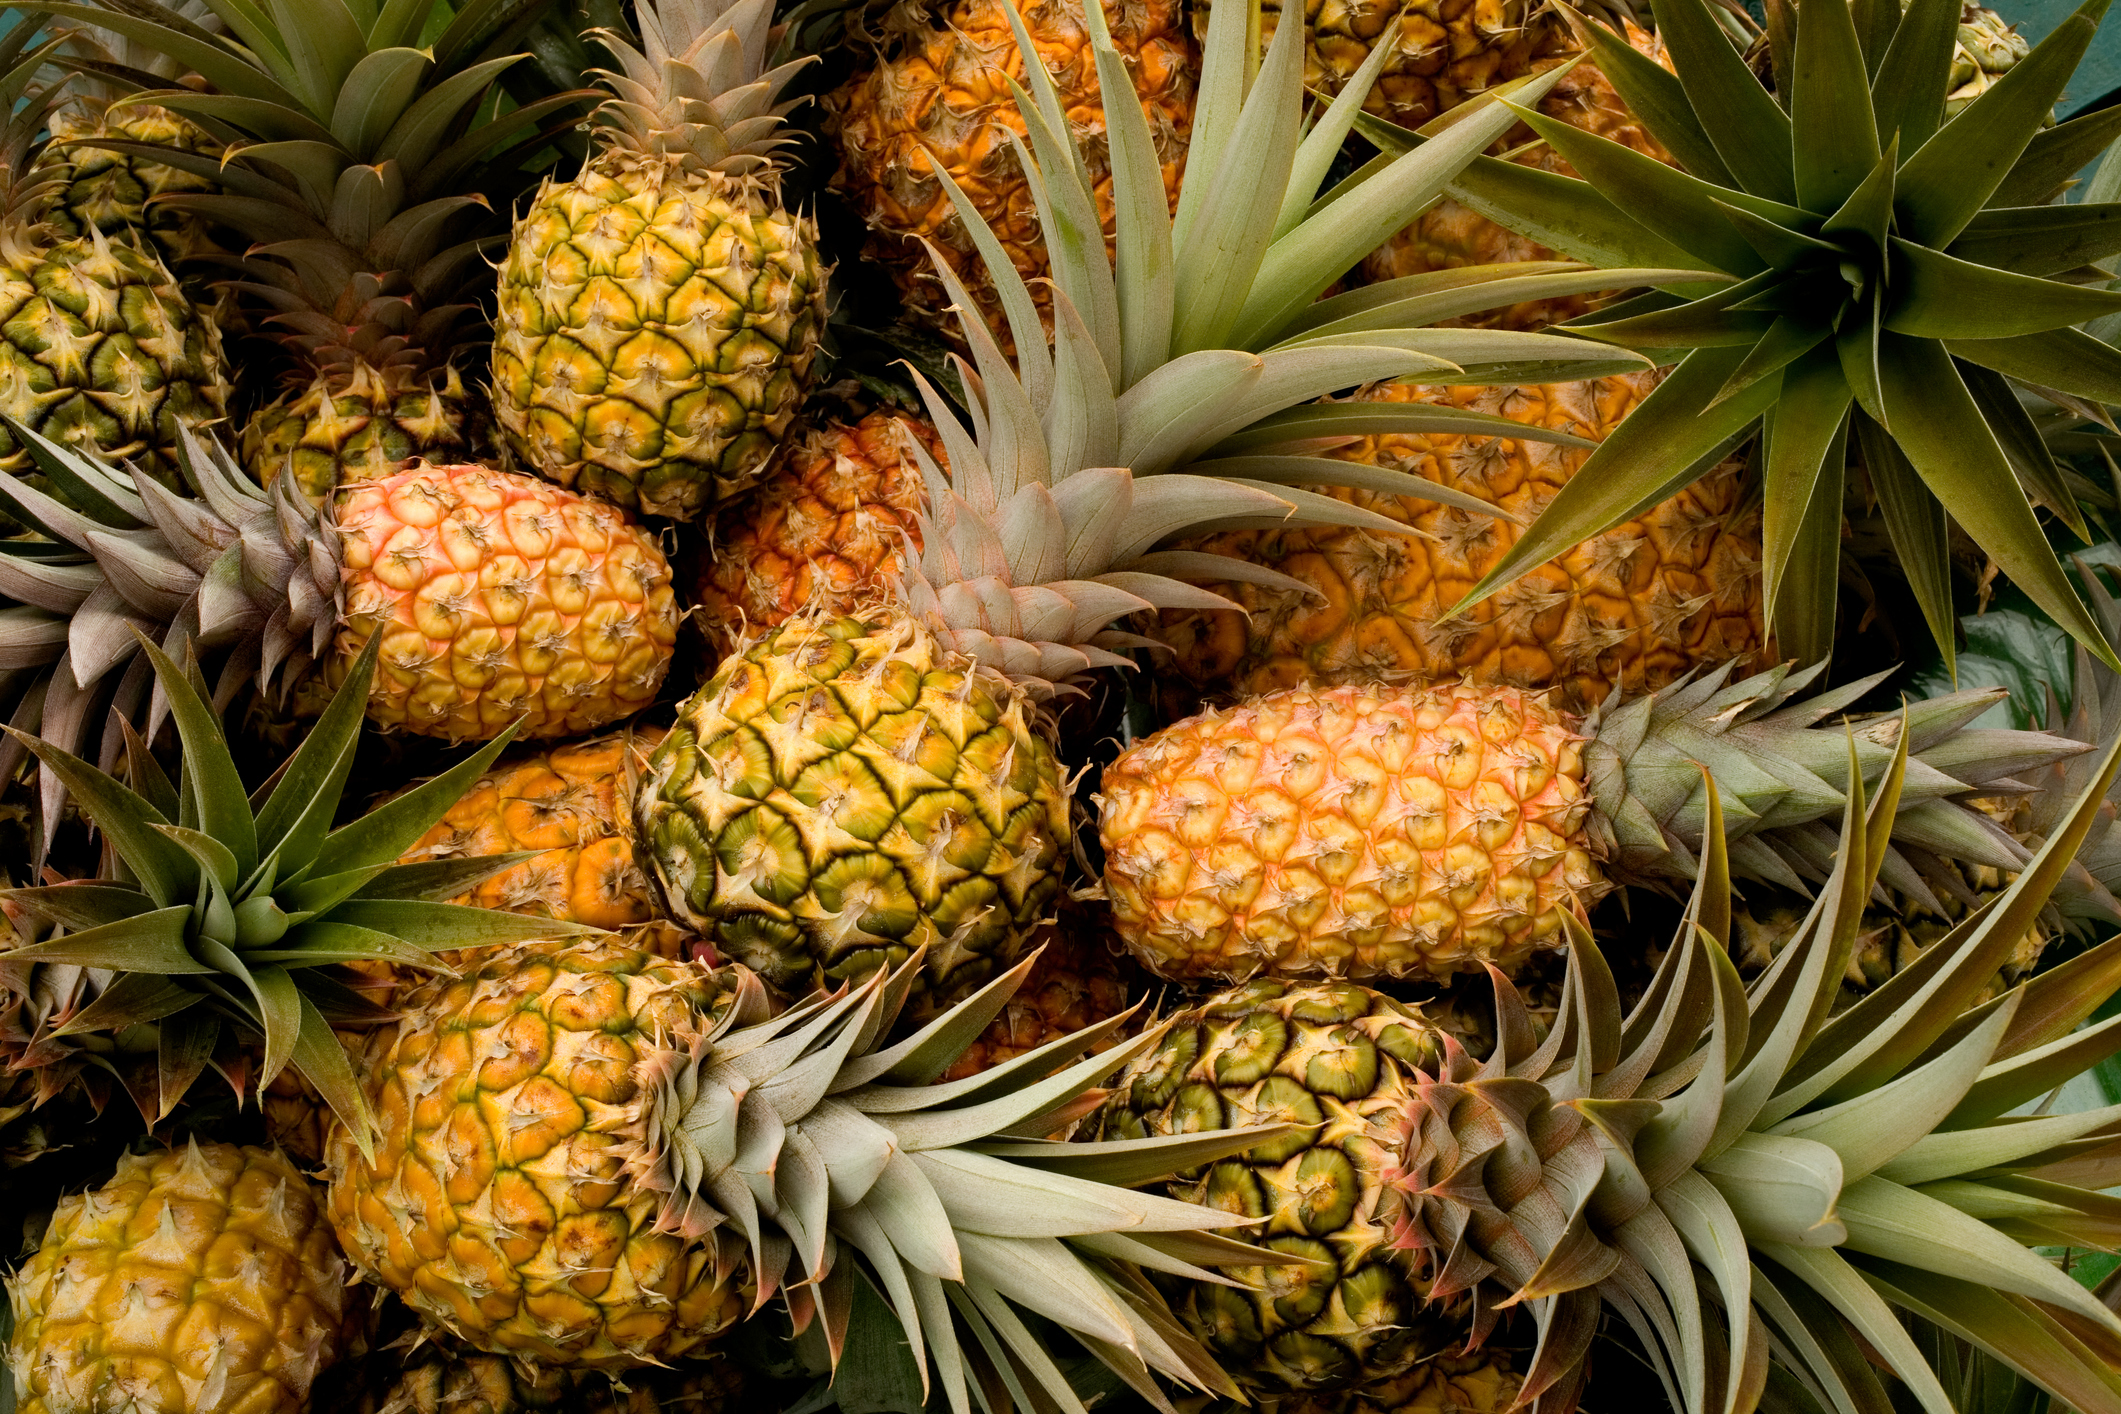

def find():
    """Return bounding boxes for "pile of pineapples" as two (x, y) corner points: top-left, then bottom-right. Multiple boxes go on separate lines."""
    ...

(6, 0), (2121, 1410)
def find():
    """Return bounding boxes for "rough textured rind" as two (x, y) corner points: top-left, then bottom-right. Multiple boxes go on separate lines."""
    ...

(690, 410), (941, 644)
(243, 363), (486, 505)
(827, 0), (1194, 343)
(45, 101), (228, 273)
(324, 940), (755, 1369)
(493, 157), (829, 521)
(396, 725), (669, 929)
(1100, 683), (1600, 982)
(636, 613), (1070, 1004)
(1153, 376), (1766, 712)
(7, 1142), (358, 1414)
(0, 226), (229, 488)
(1098, 981), (1466, 1396)
(331, 461), (680, 741)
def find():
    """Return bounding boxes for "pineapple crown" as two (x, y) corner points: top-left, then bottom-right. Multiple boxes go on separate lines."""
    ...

(585, 0), (812, 177)
(34, 0), (596, 368)
(41, 0), (222, 105)
(1579, 657), (2096, 912)
(1419, 0), (2121, 676)
(889, 0), (1710, 690)
(621, 942), (1294, 1414)
(946, 0), (1687, 461)
(0, 422), (342, 849)
(1389, 725), (2121, 1414)
(0, 18), (89, 257)
(0, 631), (592, 1154)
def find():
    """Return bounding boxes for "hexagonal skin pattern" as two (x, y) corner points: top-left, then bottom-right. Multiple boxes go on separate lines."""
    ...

(492, 153), (829, 523)
(636, 613), (1070, 1007)
(1099, 682), (1601, 983)
(396, 725), (669, 929)
(329, 461), (679, 742)
(0, 228), (229, 494)
(324, 940), (754, 1369)
(7, 1141), (358, 1414)
(1150, 376), (1766, 714)
(1097, 980), (1467, 1396)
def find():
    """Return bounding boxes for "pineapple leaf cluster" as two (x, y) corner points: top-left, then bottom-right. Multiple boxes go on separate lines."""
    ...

(0, 630), (590, 1150)
(1399, 714), (2121, 1414)
(1404, 0), (2121, 675)
(622, 943), (1297, 1414)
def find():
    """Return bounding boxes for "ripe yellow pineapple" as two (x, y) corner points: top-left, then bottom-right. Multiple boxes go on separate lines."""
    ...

(826, 0), (1195, 342)
(6, 1142), (362, 1414)
(1097, 670), (2088, 983)
(689, 409), (942, 645)
(395, 726), (669, 928)
(1153, 375), (1766, 711)
(1, 434), (681, 846)
(492, 0), (830, 521)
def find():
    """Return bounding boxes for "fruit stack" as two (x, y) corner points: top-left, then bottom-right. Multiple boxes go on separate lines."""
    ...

(2, 0), (2121, 1412)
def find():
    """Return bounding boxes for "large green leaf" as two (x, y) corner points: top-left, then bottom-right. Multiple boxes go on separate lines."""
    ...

(132, 634), (257, 880)
(1567, 5), (1733, 184)
(306, 724), (521, 880)
(1868, 0), (1959, 153)
(1883, 241), (2121, 340)
(1651, 0), (1797, 202)
(1791, 0), (1880, 211)
(1761, 348), (1853, 651)
(1854, 414), (1958, 674)
(1449, 346), (1781, 620)
(1874, 333), (2118, 670)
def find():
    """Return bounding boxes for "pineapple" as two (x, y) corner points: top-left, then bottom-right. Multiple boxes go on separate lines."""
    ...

(1097, 667), (2088, 982)
(1435, 0), (2121, 672)
(491, 0), (830, 522)
(394, 726), (670, 929)
(1273, 1351), (1525, 1414)
(5, 1142), (361, 1414)
(46, 0), (585, 502)
(825, 0), (1195, 344)
(634, 0), (1662, 1006)
(0, 628), (600, 1140)
(1358, 732), (2121, 1414)
(1098, 979), (1468, 1395)
(689, 409), (942, 646)
(322, 934), (1280, 1400)
(1152, 374), (1766, 710)
(0, 26), (229, 496)
(0, 430), (678, 842)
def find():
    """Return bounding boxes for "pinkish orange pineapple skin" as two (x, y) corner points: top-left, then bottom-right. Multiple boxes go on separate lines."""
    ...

(1097, 683), (1602, 982)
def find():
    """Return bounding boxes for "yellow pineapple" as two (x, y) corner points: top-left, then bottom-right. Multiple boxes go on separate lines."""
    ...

(1097, 672), (2087, 983)
(395, 726), (669, 928)
(1151, 375), (1766, 712)
(6, 1142), (362, 1414)
(689, 409), (942, 645)
(825, 0), (1195, 343)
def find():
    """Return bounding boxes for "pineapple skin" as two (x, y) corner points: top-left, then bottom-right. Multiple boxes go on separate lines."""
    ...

(1152, 376), (1766, 711)
(243, 363), (486, 506)
(44, 101), (228, 273)
(396, 725), (670, 929)
(635, 613), (1070, 1005)
(1274, 1350), (1526, 1414)
(324, 939), (756, 1369)
(1097, 980), (1469, 1396)
(320, 1343), (748, 1414)
(826, 0), (1195, 344)
(329, 461), (680, 743)
(6, 1142), (360, 1414)
(1098, 682), (1602, 983)
(0, 228), (230, 492)
(492, 155), (830, 522)
(690, 410), (942, 645)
